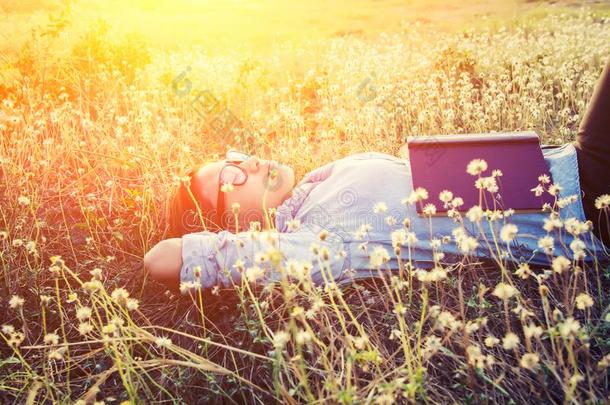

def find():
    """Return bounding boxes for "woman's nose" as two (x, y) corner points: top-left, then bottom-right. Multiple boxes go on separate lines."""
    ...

(244, 156), (261, 172)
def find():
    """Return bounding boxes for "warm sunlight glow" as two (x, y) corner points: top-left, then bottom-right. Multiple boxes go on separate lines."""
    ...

(1, 0), (609, 403)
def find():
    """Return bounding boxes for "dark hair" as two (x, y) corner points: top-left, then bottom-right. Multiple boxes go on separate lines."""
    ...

(166, 165), (221, 237)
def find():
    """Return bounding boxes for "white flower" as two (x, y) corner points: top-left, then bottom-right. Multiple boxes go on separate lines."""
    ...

(537, 236), (554, 254)
(502, 332), (520, 350)
(18, 196), (31, 206)
(520, 353), (540, 370)
(575, 293), (594, 310)
(416, 266), (447, 283)
(82, 280), (103, 293)
(547, 183), (562, 196)
(231, 202), (240, 214)
(595, 194), (610, 210)
(126, 298), (139, 311)
(9, 295), (24, 309)
(44, 333), (60, 345)
(514, 263), (532, 279)
(405, 231), (418, 245)
(570, 239), (587, 259)
(492, 282), (518, 300)
(111, 288), (130, 305)
(476, 176), (498, 193)
(350, 335), (369, 350)
(48, 345), (67, 361)
(564, 218), (587, 235)
(373, 202), (388, 214)
(551, 256), (571, 274)
(439, 190), (453, 203)
(101, 323), (117, 336)
(559, 317), (580, 338)
(423, 335), (443, 359)
(422, 204), (437, 216)
(557, 195), (577, 208)
(391, 229), (406, 248)
(531, 184), (544, 197)
(436, 311), (459, 331)
(25, 241), (37, 254)
(245, 266), (265, 282)
(523, 323), (543, 339)
(500, 224), (518, 243)
(403, 187), (428, 204)
(466, 344), (488, 369)
(155, 337), (172, 348)
(466, 206), (484, 223)
(447, 198), (461, 210)
(413, 187), (429, 201)
(354, 223), (373, 240)
(369, 246), (390, 268)
(385, 216), (397, 226)
(538, 174), (551, 184)
(295, 329), (312, 345)
(467, 159), (488, 176)
(484, 336), (500, 347)
(78, 322), (94, 335)
(220, 182), (234, 193)
(457, 235), (479, 254)
(76, 306), (92, 321)
(543, 215), (563, 232)
(273, 330), (290, 349)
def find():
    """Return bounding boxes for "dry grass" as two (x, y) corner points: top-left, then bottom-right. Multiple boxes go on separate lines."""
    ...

(1, 2), (610, 404)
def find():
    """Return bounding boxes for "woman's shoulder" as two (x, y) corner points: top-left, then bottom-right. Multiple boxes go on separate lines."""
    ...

(297, 151), (401, 185)
(342, 151), (402, 161)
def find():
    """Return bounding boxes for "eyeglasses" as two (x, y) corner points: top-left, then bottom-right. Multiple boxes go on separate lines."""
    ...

(215, 149), (251, 230)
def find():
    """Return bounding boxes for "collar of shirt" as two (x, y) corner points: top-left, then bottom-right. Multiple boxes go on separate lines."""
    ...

(275, 181), (318, 232)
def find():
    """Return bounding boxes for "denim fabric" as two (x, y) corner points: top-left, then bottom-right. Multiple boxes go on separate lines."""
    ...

(180, 144), (606, 293)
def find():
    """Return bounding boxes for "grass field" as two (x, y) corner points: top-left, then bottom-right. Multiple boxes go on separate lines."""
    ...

(1, 0), (610, 403)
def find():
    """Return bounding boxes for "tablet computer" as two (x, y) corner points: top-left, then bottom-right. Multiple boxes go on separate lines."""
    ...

(407, 131), (555, 215)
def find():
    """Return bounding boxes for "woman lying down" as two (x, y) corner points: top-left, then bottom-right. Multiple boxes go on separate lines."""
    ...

(143, 59), (610, 295)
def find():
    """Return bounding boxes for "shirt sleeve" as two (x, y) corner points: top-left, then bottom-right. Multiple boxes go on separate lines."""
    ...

(180, 223), (348, 294)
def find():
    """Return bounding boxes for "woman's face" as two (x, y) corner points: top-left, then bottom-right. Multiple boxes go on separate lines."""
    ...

(191, 155), (295, 230)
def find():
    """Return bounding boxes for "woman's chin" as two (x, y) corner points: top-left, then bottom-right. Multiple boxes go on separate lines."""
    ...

(282, 166), (296, 195)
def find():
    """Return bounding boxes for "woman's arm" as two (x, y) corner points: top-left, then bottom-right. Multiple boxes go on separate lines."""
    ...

(143, 238), (183, 291)
(180, 227), (348, 293)
(143, 226), (348, 294)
